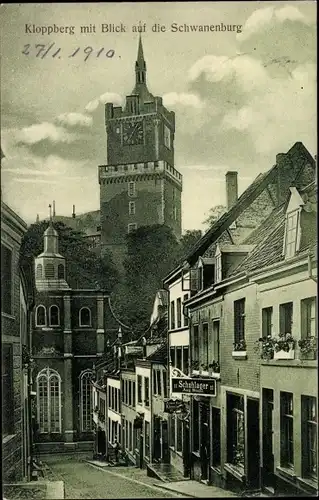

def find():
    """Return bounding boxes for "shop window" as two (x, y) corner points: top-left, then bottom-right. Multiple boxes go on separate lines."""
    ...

(145, 421), (150, 458)
(227, 394), (245, 468)
(212, 407), (221, 467)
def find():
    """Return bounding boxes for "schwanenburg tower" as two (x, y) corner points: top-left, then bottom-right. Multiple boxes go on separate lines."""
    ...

(99, 36), (182, 265)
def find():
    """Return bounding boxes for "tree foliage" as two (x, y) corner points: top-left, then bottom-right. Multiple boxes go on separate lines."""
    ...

(20, 221), (118, 292)
(203, 205), (227, 228)
(112, 225), (203, 336)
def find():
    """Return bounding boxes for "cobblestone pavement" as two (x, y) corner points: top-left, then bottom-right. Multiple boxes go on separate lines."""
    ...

(42, 454), (185, 499)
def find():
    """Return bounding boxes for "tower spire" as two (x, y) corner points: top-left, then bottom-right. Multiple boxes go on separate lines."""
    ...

(49, 204), (52, 223)
(135, 34), (146, 86)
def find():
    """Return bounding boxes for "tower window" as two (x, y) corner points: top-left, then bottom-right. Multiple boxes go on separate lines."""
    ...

(49, 305), (60, 327)
(58, 264), (65, 280)
(128, 223), (137, 234)
(36, 264), (43, 279)
(36, 305), (47, 327)
(45, 263), (55, 279)
(79, 307), (91, 327)
(164, 124), (171, 149)
(37, 368), (62, 433)
(80, 370), (94, 432)
(129, 201), (136, 215)
(128, 182), (136, 197)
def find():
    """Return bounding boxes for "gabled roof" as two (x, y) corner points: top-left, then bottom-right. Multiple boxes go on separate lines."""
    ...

(147, 342), (168, 363)
(184, 142), (315, 267)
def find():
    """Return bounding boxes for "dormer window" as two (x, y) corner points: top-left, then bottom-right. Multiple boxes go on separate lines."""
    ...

(285, 209), (299, 259)
(79, 307), (91, 327)
(215, 253), (222, 283)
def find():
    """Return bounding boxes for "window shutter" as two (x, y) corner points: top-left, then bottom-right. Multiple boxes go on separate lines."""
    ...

(190, 268), (198, 292)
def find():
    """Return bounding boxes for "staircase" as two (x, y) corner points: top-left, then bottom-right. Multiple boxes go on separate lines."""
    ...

(147, 463), (189, 482)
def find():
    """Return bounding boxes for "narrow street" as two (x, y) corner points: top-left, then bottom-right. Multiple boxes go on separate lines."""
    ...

(43, 455), (185, 499)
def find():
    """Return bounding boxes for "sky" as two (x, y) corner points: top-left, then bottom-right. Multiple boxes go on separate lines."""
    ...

(1, 1), (316, 232)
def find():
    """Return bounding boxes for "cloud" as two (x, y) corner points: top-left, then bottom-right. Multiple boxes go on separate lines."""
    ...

(14, 178), (60, 184)
(16, 122), (79, 146)
(85, 92), (122, 113)
(55, 112), (93, 128)
(163, 92), (203, 109)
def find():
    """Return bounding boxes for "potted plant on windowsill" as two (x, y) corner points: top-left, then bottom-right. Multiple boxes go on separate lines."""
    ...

(273, 333), (295, 360)
(256, 336), (274, 360)
(208, 361), (220, 377)
(232, 340), (247, 358)
(298, 336), (317, 360)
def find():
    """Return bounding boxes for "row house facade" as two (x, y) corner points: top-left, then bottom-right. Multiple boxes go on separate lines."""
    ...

(1, 198), (34, 482)
(177, 142), (316, 496)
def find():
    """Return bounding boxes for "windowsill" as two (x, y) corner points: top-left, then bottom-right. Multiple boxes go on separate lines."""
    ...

(276, 466), (297, 481)
(224, 462), (245, 481)
(192, 450), (200, 458)
(2, 434), (17, 445)
(261, 359), (317, 367)
(169, 326), (188, 333)
(210, 465), (222, 475)
(232, 351), (247, 359)
(169, 446), (183, 458)
(297, 476), (318, 492)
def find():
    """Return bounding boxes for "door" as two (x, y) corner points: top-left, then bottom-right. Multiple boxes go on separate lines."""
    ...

(153, 416), (161, 461)
(161, 420), (170, 463)
(247, 398), (260, 488)
(183, 421), (191, 477)
(262, 389), (274, 487)
(200, 402), (210, 480)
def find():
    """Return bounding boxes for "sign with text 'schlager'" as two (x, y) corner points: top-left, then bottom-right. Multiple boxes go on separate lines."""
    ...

(172, 377), (216, 396)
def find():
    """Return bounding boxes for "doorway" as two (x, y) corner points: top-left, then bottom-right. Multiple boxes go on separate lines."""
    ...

(200, 402), (210, 481)
(161, 420), (170, 463)
(262, 389), (274, 488)
(247, 398), (260, 488)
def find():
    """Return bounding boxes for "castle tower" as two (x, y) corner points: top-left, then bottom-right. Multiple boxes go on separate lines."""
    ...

(99, 36), (182, 265)
(34, 206), (70, 291)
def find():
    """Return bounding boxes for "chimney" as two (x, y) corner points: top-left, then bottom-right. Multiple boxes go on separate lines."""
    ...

(72, 205), (76, 219)
(52, 200), (56, 217)
(36, 214), (40, 223)
(225, 171), (238, 210)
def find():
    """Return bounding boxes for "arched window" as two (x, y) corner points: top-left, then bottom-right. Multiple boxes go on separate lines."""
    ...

(36, 305), (46, 326)
(36, 264), (43, 279)
(45, 263), (55, 279)
(80, 370), (94, 432)
(36, 368), (62, 433)
(49, 305), (60, 326)
(58, 264), (65, 279)
(79, 307), (91, 327)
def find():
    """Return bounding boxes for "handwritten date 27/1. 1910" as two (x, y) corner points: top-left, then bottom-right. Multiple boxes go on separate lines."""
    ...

(22, 42), (115, 61)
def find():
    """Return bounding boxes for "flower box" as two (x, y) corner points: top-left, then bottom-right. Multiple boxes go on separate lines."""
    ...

(274, 349), (295, 360)
(232, 351), (247, 359)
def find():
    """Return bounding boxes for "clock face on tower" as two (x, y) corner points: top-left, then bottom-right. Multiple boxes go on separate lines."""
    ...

(122, 121), (144, 146)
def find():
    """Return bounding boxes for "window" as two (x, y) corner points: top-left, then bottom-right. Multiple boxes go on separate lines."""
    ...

(170, 414), (176, 449)
(302, 396), (317, 479)
(2, 344), (13, 435)
(36, 305), (46, 327)
(173, 206), (177, 220)
(153, 370), (157, 395)
(193, 400), (199, 452)
(183, 294), (189, 326)
(36, 264), (43, 279)
(183, 347), (189, 375)
(128, 380), (132, 406)
(212, 320), (220, 364)
(212, 407), (221, 467)
(193, 325), (199, 364)
(215, 253), (222, 282)
(80, 370), (94, 432)
(280, 392), (294, 468)
(227, 394), (244, 467)
(176, 417), (183, 452)
(129, 421), (133, 451)
(301, 297), (317, 337)
(1, 244), (12, 315)
(202, 323), (209, 367)
(137, 375), (142, 404)
(49, 305), (60, 326)
(176, 298), (182, 328)
(145, 421), (150, 458)
(176, 347), (182, 370)
(37, 368), (62, 433)
(164, 124), (171, 149)
(279, 302), (293, 334)
(285, 210), (299, 258)
(144, 377), (150, 407)
(170, 301), (175, 330)
(45, 263), (55, 279)
(234, 299), (245, 344)
(79, 307), (91, 327)
(170, 347), (175, 367)
(128, 181), (136, 197)
(132, 381), (136, 407)
(128, 223), (137, 234)
(163, 371), (168, 398)
(157, 370), (162, 396)
(262, 307), (273, 337)
(129, 201), (135, 215)
(58, 264), (64, 279)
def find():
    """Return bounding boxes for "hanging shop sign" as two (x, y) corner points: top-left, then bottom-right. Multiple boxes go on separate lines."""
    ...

(171, 377), (216, 396)
(164, 399), (185, 414)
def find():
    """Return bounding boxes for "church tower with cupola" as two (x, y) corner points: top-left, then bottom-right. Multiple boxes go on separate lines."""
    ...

(99, 36), (182, 265)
